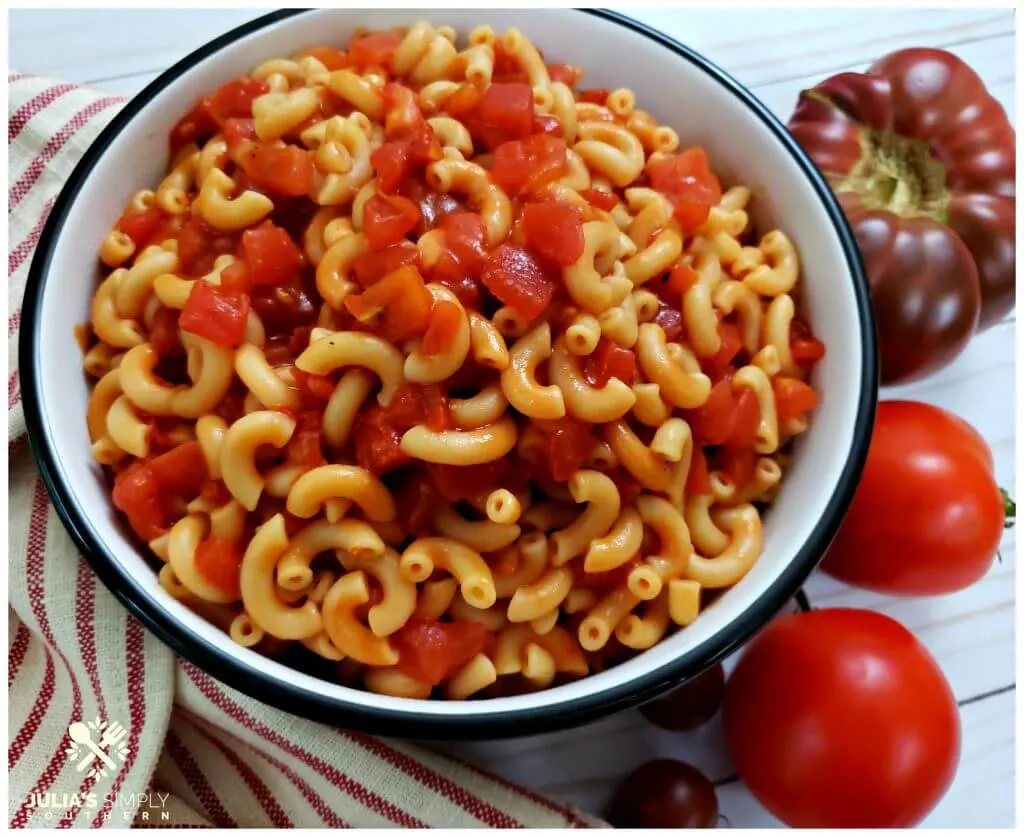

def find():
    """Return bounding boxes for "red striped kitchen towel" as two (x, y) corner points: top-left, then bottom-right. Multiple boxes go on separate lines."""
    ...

(7, 73), (602, 830)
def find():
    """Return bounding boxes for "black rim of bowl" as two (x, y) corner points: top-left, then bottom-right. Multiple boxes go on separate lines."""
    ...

(20, 8), (877, 739)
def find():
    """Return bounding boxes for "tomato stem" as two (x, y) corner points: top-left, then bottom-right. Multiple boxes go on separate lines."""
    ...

(1001, 487), (1015, 529)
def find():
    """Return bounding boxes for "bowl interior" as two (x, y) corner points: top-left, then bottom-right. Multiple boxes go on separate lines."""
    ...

(28, 9), (868, 728)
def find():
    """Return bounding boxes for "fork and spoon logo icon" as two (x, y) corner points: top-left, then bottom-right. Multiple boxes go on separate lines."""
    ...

(64, 718), (130, 779)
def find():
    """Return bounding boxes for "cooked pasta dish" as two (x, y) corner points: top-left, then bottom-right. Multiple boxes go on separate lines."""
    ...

(83, 21), (825, 700)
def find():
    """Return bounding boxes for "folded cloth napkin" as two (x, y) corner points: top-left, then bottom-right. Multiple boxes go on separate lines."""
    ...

(7, 73), (600, 830)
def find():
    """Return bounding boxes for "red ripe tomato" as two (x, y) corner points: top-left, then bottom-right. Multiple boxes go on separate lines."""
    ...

(579, 88), (610, 104)
(481, 243), (557, 321)
(521, 201), (585, 267)
(489, 134), (568, 196)
(194, 537), (244, 599)
(243, 144), (315, 197)
(240, 221), (303, 286)
(729, 387), (761, 447)
(371, 141), (410, 193)
(112, 463), (167, 541)
(169, 98), (218, 153)
(537, 417), (599, 482)
(687, 379), (736, 445)
(822, 401), (1007, 595)
(441, 212), (487, 272)
(772, 376), (818, 423)
(349, 32), (402, 69)
(179, 280), (251, 347)
(117, 206), (164, 248)
(362, 193), (421, 250)
(723, 609), (960, 827)
(716, 445), (757, 490)
(392, 618), (488, 687)
(176, 217), (216, 275)
(647, 147), (722, 231)
(790, 317), (827, 365)
(352, 242), (420, 287)
(296, 46), (349, 71)
(420, 300), (463, 356)
(546, 63), (579, 87)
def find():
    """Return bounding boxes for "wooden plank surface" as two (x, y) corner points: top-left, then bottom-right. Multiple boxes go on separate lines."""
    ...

(8, 8), (1016, 828)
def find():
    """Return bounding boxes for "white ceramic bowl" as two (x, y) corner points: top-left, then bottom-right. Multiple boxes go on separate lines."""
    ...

(22, 9), (876, 737)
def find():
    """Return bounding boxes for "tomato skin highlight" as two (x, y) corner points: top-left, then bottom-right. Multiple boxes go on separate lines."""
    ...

(822, 401), (1005, 595)
(481, 243), (557, 321)
(392, 618), (487, 687)
(723, 608), (960, 828)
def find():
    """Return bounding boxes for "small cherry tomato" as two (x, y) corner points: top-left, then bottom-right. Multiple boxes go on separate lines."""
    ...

(606, 760), (719, 828)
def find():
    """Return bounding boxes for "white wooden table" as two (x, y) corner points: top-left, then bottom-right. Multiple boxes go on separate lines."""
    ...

(9, 9), (1016, 828)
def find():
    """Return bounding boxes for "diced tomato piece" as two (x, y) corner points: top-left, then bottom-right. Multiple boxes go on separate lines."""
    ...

(353, 406), (410, 475)
(580, 88), (610, 104)
(169, 97), (217, 153)
(489, 134), (568, 196)
(149, 441), (209, 496)
(343, 264), (433, 343)
(200, 479), (232, 506)
(241, 221), (303, 286)
(352, 242), (421, 287)
(717, 446), (758, 491)
(118, 206), (164, 249)
(296, 46), (349, 70)
(532, 114), (563, 137)
(481, 244), (557, 321)
(363, 193), (421, 250)
(396, 469), (441, 535)
(665, 263), (699, 304)
(179, 280), (251, 347)
(585, 338), (636, 387)
(243, 144), (315, 198)
(442, 212), (487, 272)
(729, 387), (761, 448)
(773, 377), (818, 423)
(521, 201), (585, 267)
(704, 320), (743, 381)
(647, 147), (723, 232)
(194, 537), (244, 599)
(285, 411), (326, 469)
(383, 385), (428, 430)
(428, 460), (507, 503)
(251, 284), (318, 336)
(421, 300), (463, 356)
(292, 368), (336, 401)
(208, 77), (269, 123)
(371, 141), (410, 193)
(349, 32), (402, 69)
(149, 306), (183, 358)
(687, 447), (712, 496)
(652, 301), (684, 342)
(537, 417), (599, 482)
(223, 117), (257, 147)
(413, 188), (462, 232)
(392, 618), (487, 687)
(432, 261), (481, 311)
(546, 63), (579, 87)
(176, 217), (215, 274)
(418, 384), (450, 432)
(687, 378), (737, 445)
(573, 555), (640, 590)
(579, 188), (619, 211)
(790, 317), (826, 365)
(218, 260), (251, 293)
(112, 463), (168, 541)
(475, 82), (534, 143)
(442, 84), (481, 119)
